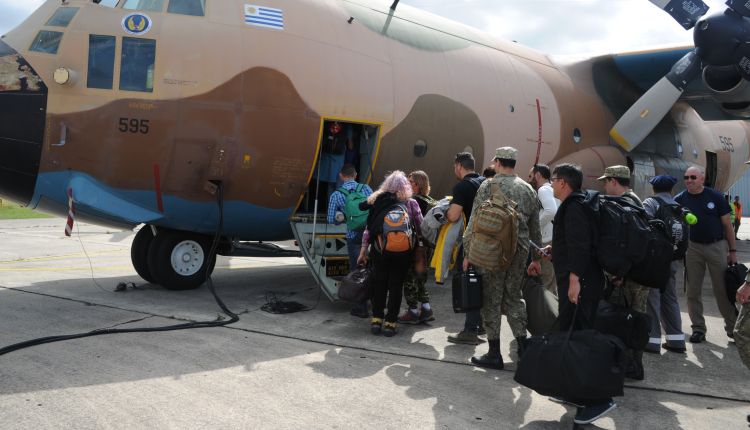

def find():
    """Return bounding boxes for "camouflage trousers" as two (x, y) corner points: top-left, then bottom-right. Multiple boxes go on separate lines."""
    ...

(477, 249), (528, 340)
(403, 267), (429, 309)
(609, 279), (650, 313)
(735, 303), (750, 370)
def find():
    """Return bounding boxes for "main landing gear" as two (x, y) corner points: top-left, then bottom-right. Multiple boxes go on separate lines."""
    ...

(131, 226), (216, 290)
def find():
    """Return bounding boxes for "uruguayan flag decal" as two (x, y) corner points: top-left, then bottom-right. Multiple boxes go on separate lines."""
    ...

(245, 5), (284, 30)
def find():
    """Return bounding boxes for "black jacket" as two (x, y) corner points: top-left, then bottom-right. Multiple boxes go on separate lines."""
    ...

(552, 190), (603, 286)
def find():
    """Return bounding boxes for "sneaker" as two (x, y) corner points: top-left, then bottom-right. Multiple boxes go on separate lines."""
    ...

(371, 317), (383, 335)
(383, 321), (398, 337)
(689, 332), (706, 343)
(644, 343), (661, 354)
(447, 330), (485, 345)
(573, 401), (617, 425)
(548, 397), (584, 408)
(470, 351), (504, 370)
(662, 343), (687, 353)
(397, 310), (421, 325)
(419, 307), (435, 322)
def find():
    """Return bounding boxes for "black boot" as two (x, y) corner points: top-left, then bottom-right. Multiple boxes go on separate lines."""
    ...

(471, 339), (504, 370)
(625, 349), (644, 381)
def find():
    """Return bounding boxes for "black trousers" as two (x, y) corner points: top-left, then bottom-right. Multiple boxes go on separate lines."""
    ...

(371, 249), (412, 323)
(556, 270), (612, 407)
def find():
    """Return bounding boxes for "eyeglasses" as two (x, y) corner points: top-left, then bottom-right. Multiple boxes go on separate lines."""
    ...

(684, 175), (698, 180)
(551, 177), (563, 182)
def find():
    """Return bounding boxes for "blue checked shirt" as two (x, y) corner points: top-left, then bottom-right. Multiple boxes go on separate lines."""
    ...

(327, 180), (373, 238)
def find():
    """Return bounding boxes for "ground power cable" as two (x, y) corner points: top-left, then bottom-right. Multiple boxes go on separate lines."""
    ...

(0, 182), (238, 357)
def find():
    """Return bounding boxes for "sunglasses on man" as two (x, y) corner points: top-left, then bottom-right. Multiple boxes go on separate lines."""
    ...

(684, 175), (698, 180)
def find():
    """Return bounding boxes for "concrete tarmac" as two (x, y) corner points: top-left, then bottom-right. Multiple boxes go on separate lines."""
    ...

(0, 219), (748, 429)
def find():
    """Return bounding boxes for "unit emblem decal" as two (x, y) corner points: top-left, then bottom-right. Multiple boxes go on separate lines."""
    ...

(244, 4), (284, 30)
(122, 13), (152, 36)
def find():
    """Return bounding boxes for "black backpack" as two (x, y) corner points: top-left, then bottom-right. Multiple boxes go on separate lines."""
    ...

(652, 196), (689, 260)
(583, 192), (672, 289)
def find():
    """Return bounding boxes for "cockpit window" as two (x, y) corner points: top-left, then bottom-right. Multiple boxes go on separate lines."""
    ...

(46, 7), (79, 27)
(29, 31), (63, 54)
(167, 0), (205, 16)
(98, 0), (120, 7)
(87, 35), (116, 89)
(120, 37), (156, 92)
(122, 0), (165, 12)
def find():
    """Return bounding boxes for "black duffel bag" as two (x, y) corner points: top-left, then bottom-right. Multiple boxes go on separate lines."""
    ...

(725, 263), (748, 305)
(514, 308), (626, 401)
(594, 300), (651, 350)
(338, 265), (372, 303)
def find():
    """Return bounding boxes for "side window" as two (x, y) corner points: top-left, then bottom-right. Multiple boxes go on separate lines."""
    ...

(46, 7), (79, 27)
(87, 35), (116, 89)
(167, 0), (205, 16)
(120, 37), (156, 92)
(98, 0), (120, 6)
(29, 31), (63, 54)
(122, 0), (165, 12)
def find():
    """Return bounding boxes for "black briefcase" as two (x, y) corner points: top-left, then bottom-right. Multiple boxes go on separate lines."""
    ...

(725, 263), (748, 305)
(514, 308), (626, 400)
(452, 268), (482, 313)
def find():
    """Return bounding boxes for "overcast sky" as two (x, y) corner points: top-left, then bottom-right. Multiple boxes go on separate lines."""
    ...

(0, 0), (729, 56)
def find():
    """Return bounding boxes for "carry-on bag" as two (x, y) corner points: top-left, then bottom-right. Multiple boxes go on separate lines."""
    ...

(452, 268), (482, 313)
(725, 263), (748, 305)
(514, 307), (626, 400)
(338, 265), (372, 303)
(522, 275), (559, 335)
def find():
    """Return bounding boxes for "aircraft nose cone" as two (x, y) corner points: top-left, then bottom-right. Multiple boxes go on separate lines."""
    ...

(0, 39), (46, 206)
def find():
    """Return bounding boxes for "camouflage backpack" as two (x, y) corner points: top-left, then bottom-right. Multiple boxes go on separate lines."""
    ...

(467, 181), (519, 271)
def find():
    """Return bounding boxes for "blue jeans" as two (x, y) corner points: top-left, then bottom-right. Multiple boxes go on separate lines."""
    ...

(347, 231), (367, 312)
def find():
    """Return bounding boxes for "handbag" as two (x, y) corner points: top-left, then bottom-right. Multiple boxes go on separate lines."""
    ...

(452, 267), (482, 313)
(594, 285), (651, 350)
(725, 263), (748, 305)
(514, 306), (626, 401)
(338, 265), (372, 303)
(522, 275), (559, 336)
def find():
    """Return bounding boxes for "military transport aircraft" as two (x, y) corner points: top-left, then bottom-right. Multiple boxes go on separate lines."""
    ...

(1, 0), (749, 296)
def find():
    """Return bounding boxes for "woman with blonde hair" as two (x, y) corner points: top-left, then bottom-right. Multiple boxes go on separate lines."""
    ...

(358, 171), (423, 336)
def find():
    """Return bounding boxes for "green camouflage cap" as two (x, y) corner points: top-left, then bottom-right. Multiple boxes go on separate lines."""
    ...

(597, 165), (631, 181)
(494, 146), (517, 160)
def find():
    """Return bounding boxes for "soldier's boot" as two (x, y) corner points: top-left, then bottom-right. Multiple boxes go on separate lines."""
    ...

(625, 349), (645, 381)
(471, 339), (504, 370)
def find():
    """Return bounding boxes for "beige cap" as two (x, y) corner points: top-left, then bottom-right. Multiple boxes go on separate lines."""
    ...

(597, 165), (631, 181)
(494, 147), (517, 160)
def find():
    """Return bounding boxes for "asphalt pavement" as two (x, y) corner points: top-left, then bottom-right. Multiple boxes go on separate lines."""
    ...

(0, 218), (748, 429)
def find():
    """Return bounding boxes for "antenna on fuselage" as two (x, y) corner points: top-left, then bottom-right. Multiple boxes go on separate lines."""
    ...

(390, 0), (399, 11)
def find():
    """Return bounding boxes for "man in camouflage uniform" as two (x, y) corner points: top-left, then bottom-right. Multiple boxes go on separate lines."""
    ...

(463, 147), (542, 370)
(735, 278), (750, 370)
(599, 165), (650, 380)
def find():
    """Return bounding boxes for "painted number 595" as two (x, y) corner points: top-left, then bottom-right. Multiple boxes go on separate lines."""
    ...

(118, 118), (150, 134)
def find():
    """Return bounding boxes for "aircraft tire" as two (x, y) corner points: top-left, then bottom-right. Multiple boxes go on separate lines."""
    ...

(131, 226), (157, 283)
(147, 229), (216, 290)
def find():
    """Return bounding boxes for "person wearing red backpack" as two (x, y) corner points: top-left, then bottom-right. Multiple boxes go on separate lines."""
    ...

(357, 171), (423, 337)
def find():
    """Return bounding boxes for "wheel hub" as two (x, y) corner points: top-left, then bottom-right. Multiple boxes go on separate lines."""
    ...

(170, 240), (205, 276)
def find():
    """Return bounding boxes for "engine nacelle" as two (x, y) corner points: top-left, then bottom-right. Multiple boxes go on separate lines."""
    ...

(702, 65), (750, 116)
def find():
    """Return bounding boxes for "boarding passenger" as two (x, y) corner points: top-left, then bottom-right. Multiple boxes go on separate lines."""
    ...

(327, 164), (373, 318)
(599, 165), (649, 380)
(357, 171), (423, 337)
(399, 171), (437, 324)
(547, 163), (617, 425)
(465, 147), (542, 369)
(735, 278), (750, 369)
(642, 175), (686, 354)
(445, 152), (486, 345)
(482, 166), (496, 179)
(675, 166), (738, 343)
(528, 163), (558, 296)
(733, 196), (742, 240)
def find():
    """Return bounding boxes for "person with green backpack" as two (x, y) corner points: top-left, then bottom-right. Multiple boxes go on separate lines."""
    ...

(327, 164), (373, 317)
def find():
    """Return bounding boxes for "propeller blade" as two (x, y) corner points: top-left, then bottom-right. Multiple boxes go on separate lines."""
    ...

(727, 0), (750, 18)
(610, 51), (702, 151)
(736, 42), (750, 80)
(648, 0), (710, 29)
